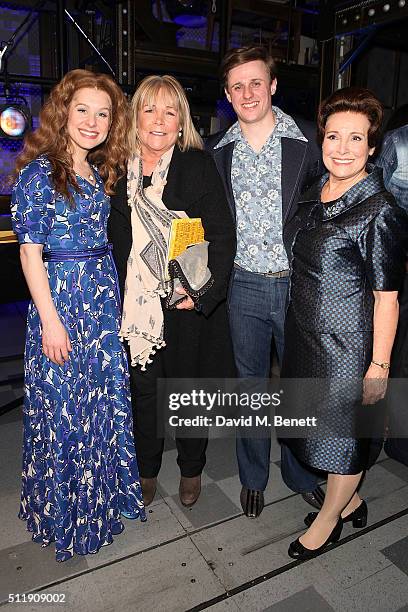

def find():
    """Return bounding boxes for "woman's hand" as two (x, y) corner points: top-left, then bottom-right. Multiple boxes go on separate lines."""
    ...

(42, 318), (72, 365)
(362, 290), (399, 404)
(174, 287), (195, 310)
(362, 363), (389, 405)
(19, 244), (72, 366)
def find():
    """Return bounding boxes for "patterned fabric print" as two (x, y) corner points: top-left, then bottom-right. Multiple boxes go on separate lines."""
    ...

(12, 156), (108, 251)
(282, 166), (408, 474)
(11, 156), (146, 562)
(284, 320), (372, 474)
(215, 107), (307, 274)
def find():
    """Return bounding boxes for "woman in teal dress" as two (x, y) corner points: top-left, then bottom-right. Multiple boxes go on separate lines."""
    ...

(11, 69), (145, 562)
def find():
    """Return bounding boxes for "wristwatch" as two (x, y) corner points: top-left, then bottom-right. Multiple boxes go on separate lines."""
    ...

(371, 360), (390, 370)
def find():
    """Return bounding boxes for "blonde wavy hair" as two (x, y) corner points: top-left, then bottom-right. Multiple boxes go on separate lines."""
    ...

(16, 69), (129, 201)
(128, 75), (203, 155)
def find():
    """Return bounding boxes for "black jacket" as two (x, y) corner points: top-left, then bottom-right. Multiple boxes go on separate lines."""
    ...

(108, 146), (236, 318)
(107, 146), (237, 379)
(205, 116), (323, 256)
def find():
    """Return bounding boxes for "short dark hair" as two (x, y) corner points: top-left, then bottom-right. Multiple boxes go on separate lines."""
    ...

(220, 45), (277, 89)
(317, 87), (383, 148)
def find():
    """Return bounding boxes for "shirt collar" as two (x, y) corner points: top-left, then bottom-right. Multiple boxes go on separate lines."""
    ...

(299, 164), (386, 218)
(214, 106), (307, 150)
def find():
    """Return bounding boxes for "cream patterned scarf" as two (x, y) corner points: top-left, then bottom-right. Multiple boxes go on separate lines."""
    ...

(119, 146), (187, 369)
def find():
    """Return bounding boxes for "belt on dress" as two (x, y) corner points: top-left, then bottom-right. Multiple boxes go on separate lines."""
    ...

(42, 243), (121, 304)
(234, 263), (290, 278)
(42, 244), (112, 261)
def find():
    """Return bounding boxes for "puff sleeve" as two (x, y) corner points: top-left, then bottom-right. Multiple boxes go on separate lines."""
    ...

(357, 202), (408, 291)
(11, 158), (56, 245)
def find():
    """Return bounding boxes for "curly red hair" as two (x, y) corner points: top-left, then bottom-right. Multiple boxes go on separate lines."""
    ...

(16, 69), (129, 200)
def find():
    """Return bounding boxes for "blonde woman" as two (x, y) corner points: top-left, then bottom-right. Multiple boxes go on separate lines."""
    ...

(108, 75), (236, 507)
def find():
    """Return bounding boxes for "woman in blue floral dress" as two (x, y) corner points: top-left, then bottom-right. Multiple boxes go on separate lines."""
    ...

(11, 69), (146, 562)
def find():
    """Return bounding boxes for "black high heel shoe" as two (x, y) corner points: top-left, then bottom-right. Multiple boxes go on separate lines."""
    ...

(304, 500), (367, 529)
(288, 518), (343, 560)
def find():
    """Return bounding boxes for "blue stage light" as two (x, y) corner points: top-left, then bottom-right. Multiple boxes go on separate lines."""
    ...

(165, 0), (208, 28)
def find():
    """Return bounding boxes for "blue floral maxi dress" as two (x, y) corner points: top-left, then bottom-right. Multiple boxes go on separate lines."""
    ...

(11, 156), (146, 562)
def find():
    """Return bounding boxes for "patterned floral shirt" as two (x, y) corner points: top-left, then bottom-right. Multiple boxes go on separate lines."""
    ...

(215, 107), (307, 273)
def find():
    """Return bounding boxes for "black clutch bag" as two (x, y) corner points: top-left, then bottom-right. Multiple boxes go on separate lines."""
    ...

(165, 241), (214, 310)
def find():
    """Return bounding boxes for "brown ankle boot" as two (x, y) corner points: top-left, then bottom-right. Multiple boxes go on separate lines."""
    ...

(140, 477), (157, 506)
(179, 475), (201, 507)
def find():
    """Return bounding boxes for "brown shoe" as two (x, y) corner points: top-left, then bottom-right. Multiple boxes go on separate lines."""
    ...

(179, 475), (201, 507)
(140, 477), (157, 506)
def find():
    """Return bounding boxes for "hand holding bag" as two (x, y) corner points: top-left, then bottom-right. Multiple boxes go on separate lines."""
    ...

(165, 240), (214, 310)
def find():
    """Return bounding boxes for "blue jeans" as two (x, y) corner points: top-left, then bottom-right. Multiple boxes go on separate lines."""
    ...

(229, 266), (319, 492)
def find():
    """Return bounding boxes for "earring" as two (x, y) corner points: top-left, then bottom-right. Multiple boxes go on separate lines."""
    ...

(178, 128), (183, 138)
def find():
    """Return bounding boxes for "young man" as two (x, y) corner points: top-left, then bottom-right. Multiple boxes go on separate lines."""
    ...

(206, 45), (324, 517)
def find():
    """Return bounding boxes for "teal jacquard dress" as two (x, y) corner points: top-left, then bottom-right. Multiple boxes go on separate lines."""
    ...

(11, 156), (146, 562)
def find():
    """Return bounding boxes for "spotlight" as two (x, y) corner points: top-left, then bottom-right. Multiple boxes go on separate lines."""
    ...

(0, 103), (31, 138)
(165, 0), (208, 28)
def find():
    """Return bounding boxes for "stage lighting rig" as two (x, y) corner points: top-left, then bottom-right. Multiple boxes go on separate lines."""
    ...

(165, 0), (210, 28)
(0, 102), (31, 139)
(335, 0), (408, 35)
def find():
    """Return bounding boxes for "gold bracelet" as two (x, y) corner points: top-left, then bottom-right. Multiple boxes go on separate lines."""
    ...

(371, 360), (390, 370)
